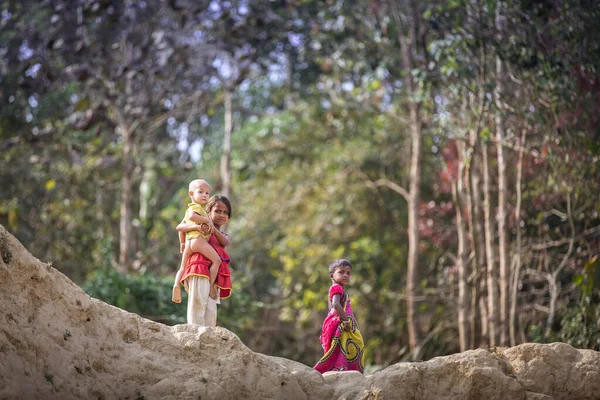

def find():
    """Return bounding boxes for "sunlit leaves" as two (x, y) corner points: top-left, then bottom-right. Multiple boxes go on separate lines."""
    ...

(45, 179), (56, 190)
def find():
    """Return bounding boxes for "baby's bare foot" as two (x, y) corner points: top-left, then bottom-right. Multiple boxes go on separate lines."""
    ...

(209, 285), (218, 300)
(172, 285), (182, 303)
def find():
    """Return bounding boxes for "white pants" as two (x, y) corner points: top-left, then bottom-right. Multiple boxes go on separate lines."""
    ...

(186, 276), (218, 327)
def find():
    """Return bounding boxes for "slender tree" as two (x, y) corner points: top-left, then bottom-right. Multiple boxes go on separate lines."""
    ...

(389, 0), (425, 356)
(452, 139), (470, 351)
(483, 138), (499, 347)
(510, 125), (527, 345)
(495, 0), (510, 345)
(221, 87), (233, 198)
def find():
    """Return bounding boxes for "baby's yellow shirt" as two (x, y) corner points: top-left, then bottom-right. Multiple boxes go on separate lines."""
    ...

(184, 203), (210, 240)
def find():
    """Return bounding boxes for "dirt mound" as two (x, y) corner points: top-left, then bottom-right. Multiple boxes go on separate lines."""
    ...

(1, 224), (599, 400)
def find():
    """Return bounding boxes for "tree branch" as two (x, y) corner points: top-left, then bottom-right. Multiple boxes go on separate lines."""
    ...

(531, 225), (600, 250)
(553, 192), (575, 278)
(368, 178), (410, 202)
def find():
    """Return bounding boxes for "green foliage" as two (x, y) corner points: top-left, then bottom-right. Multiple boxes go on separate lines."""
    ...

(560, 306), (600, 350)
(560, 257), (600, 350)
(527, 324), (553, 344)
(82, 267), (186, 325)
(225, 97), (418, 365)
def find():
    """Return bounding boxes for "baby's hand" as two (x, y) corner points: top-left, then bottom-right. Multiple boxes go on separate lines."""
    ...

(180, 243), (185, 253)
(198, 222), (212, 236)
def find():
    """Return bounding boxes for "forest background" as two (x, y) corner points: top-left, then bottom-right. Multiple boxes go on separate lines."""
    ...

(1, 0), (599, 370)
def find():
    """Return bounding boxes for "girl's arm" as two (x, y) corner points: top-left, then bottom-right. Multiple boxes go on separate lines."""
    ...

(176, 222), (199, 232)
(331, 294), (349, 321)
(213, 229), (230, 247)
(332, 293), (351, 331)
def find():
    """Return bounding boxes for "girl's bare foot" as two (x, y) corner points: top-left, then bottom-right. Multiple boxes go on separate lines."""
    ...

(172, 285), (182, 303)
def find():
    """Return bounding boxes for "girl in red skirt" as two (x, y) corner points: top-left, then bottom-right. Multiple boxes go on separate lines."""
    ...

(176, 195), (233, 327)
(314, 259), (365, 373)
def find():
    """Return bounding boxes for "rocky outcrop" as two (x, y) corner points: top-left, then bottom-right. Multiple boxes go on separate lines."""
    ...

(1, 224), (599, 400)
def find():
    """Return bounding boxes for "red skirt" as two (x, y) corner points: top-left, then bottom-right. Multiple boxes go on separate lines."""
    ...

(181, 235), (232, 298)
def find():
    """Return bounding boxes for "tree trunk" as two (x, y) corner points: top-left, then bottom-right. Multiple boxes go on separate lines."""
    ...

(545, 193), (575, 338)
(479, 292), (489, 345)
(464, 152), (476, 350)
(510, 127), (527, 346)
(119, 124), (134, 273)
(220, 87), (233, 198)
(389, 0), (423, 356)
(466, 0), (488, 349)
(398, 3), (423, 357)
(139, 168), (154, 224)
(453, 141), (470, 352)
(95, 179), (104, 238)
(405, 78), (422, 357)
(483, 142), (499, 346)
(468, 131), (486, 348)
(545, 278), (559, 339)
(495, 3), (510, 345)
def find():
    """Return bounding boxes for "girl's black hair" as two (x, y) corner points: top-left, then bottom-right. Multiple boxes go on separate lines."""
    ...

(205, 195), (232, 218)
(329, 259), (352, 274)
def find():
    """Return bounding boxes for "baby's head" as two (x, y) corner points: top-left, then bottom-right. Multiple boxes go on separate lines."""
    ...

(188, 179), (211, 205)
(188, 179), (210, 192)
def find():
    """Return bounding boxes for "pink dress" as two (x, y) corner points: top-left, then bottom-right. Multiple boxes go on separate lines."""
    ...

(313, 283), (365, 373)
(181, 234), (232, 298)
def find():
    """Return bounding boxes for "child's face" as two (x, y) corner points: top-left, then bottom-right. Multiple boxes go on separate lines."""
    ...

(331, 265), (352, 286)
(189, 183), (211, 205)
(209, 201), (230, 228)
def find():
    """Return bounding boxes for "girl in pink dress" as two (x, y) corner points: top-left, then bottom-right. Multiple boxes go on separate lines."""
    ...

(314, 259), (365, 373)
(176, 195), (232, 327)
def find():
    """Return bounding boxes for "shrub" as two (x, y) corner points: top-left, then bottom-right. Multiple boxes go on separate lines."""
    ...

(82, 267), (186, 325)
